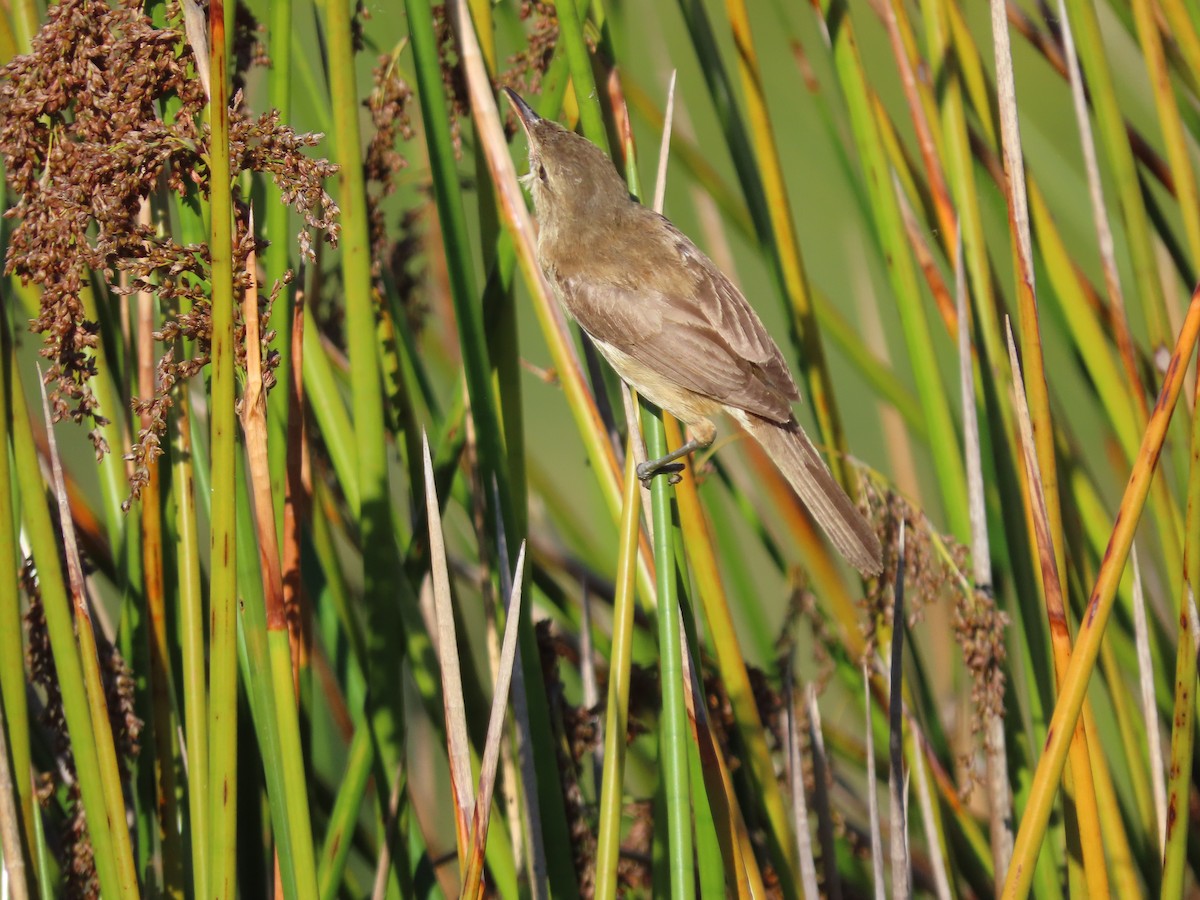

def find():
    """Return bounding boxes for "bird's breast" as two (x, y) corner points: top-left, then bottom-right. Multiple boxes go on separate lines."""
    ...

(587, 335), (721, 426)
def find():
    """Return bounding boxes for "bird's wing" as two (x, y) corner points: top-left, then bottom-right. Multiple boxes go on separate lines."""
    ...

(553, 214), (800, 423)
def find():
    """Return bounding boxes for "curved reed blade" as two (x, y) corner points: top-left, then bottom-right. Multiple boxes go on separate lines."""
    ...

(422, 431), (473, 869)
(461, 542), (529, 900)
(490, 478), (548, 898)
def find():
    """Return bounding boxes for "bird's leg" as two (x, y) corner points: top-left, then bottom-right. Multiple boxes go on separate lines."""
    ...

(635, 438), (702, 484)
(636, 419), (716, 484)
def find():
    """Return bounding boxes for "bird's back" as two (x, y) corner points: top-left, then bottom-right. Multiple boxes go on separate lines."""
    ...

(543, 201), (802, 425)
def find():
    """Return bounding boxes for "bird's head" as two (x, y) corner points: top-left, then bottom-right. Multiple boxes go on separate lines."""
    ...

(503, 88), (631, 230)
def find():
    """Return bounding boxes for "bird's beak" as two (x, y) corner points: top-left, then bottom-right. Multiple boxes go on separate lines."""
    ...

(502, 88), (541, 134)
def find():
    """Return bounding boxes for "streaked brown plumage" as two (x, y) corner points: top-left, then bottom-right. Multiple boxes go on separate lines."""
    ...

(505, 89), (882, 576)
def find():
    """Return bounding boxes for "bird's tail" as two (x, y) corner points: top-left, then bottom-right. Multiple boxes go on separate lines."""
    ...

(733, 409), (883, 576)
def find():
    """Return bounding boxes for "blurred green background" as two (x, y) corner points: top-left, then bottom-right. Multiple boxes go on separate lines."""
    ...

(3, 0), (1200, 896)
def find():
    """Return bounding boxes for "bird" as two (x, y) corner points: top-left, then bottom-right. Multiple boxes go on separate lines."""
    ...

(504, 88), (883, 576)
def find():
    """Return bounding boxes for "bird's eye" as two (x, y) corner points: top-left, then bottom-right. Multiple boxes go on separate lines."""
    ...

(538, 164), (548, 183)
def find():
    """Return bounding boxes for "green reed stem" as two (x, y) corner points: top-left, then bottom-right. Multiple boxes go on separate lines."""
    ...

(205, 1), (239, 893)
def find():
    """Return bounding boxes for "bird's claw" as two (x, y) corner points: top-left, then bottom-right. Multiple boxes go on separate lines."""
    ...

(636, 460), (685, 485)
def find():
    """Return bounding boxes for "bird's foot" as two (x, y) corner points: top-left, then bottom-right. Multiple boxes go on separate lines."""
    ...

(636, 459), (685, 485)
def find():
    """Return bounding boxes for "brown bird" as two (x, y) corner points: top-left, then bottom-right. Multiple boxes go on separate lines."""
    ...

(505, 89), (882, 576)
